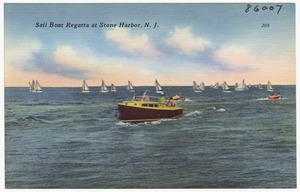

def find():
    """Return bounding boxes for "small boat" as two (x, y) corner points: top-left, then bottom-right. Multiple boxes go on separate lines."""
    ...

(30, 80), (42, 93)
(118, 93), (183, 123)
(235, 79), (247, 91)
(268, 93), (282, 100)
(100, 80), (109, 93)
(171, 93), (185, 101)
(267, 81), (273, 92)
(221, 81), (232, 93)
(193, 81), (202, 92)
(126, 81), (135, 92)
(258, 83), (263, 90)
(28, 82), (32, 92)
(211, 82), (219, 89)
(199, 82), (205, 91)
(111, 84), (117, 92)
(155, 79), (164, 94)
(82, 80), (90, 93)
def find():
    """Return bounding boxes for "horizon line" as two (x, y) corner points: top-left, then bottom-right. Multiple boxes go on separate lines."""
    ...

(4, 84), (296, 88)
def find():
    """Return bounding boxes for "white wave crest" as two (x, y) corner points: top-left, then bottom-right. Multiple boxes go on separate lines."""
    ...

(216, 108), (226, 112)
(185, 110), (202, 117)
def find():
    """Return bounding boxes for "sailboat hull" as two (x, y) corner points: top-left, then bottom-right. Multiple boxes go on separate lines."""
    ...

(118, 101), (182, 123)
(268, 95), (282, 100)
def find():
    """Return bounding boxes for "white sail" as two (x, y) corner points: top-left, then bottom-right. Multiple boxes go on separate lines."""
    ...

(211, 82), (219, 89)
(222, 81), (231, 92)
(235, 79), (247, 91)
(199, 82), (205, 91)
(155, 79), (164, 94)
(100, 80), (109, 93)
(35, 80), (42, 92)
(258, 83), (263, 90)
(111, 84), (117, 92)
(82, 80), (90, 93)
(267, 81), (273, 92)
(127, 81), (135, 92)
(30, 79), (42, 93)
(29, 82), (32, 92)
(193, 81), (202, 92)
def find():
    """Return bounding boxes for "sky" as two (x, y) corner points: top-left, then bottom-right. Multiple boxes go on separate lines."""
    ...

(4, 3), (296, 87)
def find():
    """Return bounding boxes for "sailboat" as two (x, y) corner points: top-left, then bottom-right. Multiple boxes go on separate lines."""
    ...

(100, 80), (109, 93)
(211, 82), (219, 89)
(28, 82), (32, 92)
(258, 83), (263, 90)
(235, 79), (247, 91)
(82, 80), (90, 93)
(155, 79), (164, 94)
(111, 84), (117, 92)
(221, 81), (232, 93)
(126, 81), (135, 92)
(199, 82), (205, 91)
(193, 81), (202, 92)
(30, 80), (42, 93)
(267, 81), (273, 92)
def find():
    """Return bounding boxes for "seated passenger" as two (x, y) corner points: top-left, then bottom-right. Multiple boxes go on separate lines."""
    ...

(167, 97), (176, 107)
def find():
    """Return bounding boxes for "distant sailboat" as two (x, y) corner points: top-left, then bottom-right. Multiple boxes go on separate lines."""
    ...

(267, 81), (273, 92)
(126, 81), (135, 92)
(100, 80), (109, 93)
(82, 80), (90, 93)
(29, 82), (32, 92)
(193, 81), (202, 92)
(221, 81), (232, 93)
(111, 84), (117, 92)
(155, 79), (164, 94)
(199, 82), (205, 91)
(30, 80), (42, 93)
(211, 82), (219, 89)
(235, 79), (247, 91)
(258, 83), (263, 90)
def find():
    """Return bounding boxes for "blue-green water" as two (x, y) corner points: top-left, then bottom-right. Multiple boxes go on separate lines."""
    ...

(5, 85), (296, 188)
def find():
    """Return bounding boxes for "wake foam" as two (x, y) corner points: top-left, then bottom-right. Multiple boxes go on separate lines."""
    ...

(185, 110), (202, 117)
(216, 108), (226, 112)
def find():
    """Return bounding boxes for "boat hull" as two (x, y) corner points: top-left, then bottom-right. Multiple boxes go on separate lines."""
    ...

(268, 95), (282, 100)
(118, 101), (183, 123)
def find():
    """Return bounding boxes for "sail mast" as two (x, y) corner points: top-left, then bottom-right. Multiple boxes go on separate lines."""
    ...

(155, 79), (164, 94)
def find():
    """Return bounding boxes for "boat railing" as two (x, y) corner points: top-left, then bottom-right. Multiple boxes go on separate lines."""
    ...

(132, 95), (160, 101)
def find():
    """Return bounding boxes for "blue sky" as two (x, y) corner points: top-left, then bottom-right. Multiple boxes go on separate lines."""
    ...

(4, 3), (295, 86)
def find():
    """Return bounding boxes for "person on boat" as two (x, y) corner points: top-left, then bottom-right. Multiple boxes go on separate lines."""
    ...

(160, 93), (166, 104)
(166, 97), (176, 107)
(141, 93), (149, 101)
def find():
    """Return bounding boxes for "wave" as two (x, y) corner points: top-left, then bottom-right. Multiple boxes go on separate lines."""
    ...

(256, 97), (288, 101)
(184, 98), (194, 102)
(216, 108), (226, 112)
(185, 110), (202, 117)
(115, 118), (177, 127)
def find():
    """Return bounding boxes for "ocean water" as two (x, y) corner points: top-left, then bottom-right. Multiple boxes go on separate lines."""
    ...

(5, 85), (296, 188)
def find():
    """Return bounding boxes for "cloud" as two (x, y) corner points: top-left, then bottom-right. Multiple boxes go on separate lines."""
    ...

(5, 35), (43, 69)
(52, 45), (153, 83)
(105, 28), (162, 57)
(53, 45), (115, 79)
(214, 45), (260, 70)
(212, 44), (296, 84)
(166, 26), (211, 56)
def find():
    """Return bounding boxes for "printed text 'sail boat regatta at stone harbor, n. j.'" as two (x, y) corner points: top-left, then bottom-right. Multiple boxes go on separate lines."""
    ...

(35, 22), (159, 29)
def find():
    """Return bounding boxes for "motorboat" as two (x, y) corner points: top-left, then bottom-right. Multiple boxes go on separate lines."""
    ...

(118, 94), (182, 123)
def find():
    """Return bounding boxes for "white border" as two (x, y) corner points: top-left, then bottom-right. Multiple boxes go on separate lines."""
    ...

(1, 1), (298, 192)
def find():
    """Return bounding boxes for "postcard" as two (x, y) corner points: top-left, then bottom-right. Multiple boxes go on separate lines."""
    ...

(3, 2), (297, 190)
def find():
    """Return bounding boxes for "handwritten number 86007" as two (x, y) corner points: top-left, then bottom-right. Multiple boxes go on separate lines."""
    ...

(245, 4), (283, 15)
